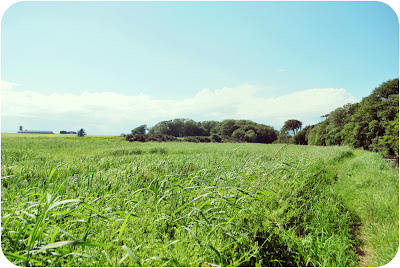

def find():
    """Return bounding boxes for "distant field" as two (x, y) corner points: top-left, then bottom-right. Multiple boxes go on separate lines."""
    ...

(1, 136), (398, 266)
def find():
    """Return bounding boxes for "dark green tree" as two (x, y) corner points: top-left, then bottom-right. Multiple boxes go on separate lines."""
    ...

(182, 119), (206, 136)
(148, 121), (174, 136)
(219, 120), (239, 136)
(77, 128), (86, 137)
(131, 124), (147, 135)
(200, 121), (220, 135)
(255, 125), (277, 143)
(293, 125), (314, 145)
(244, 130), (257, 142)
(232, 129), (246, 141)
(281, 119), (303, 136)
(379, 112), (399, 155)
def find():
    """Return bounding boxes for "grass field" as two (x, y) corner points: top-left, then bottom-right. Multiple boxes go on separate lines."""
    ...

(1, 135), (398, 266)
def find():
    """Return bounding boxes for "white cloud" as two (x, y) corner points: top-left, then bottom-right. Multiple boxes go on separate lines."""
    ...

(1, 80), (20, 91)
(1, 81), (357, 134)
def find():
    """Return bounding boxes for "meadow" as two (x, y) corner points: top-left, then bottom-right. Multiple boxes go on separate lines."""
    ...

(1, 134), (398, 266)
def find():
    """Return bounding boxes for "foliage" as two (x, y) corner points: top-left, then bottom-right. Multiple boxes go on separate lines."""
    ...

(376, 112), (399, 155)
(146, 118), (277, 144)
(77, 128), (86, 137)
(281, 119), (303, 135)
(131, 124), (147, 135)
(231, 128), (246, 141)
(244, 129), (257, 142)
(275, 131), (292, 144)
(149, 119), (207, 137)
(306, 78), (399, 155)
(210, 134), (222, 142)
(293, 125), (314, 145)
(182, 136), (211, 143)
(125, 134), (177, 142)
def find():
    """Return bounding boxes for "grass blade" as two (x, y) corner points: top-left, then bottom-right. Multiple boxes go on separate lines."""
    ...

(48, 199), (81, 211)
(122, 245), (142, 266)
(35, 240), (110, 253)
(3, 252), (41, 264)
(118, 210), (135, 243)
(79, 201), (109, 219)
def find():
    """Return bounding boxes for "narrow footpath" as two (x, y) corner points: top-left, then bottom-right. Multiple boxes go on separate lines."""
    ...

(330, 150), (399, 266)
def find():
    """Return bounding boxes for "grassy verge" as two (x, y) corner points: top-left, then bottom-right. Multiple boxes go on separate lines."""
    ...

(331, 150), (399, 266)
(1, 136), (398, 266)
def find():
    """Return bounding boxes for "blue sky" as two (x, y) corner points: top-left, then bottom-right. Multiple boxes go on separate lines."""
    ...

(1, 1), (399, 135)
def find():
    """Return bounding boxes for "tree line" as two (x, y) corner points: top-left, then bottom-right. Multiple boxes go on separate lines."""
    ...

(126, 119), (278, 144)
(288, 78), (399, 155)
(125, 78), (399, 155)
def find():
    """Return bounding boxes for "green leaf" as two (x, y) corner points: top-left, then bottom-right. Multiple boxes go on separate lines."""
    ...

(174, 193), (211, 214)
(122, 245), (142, 266)
(79, 201), (109, 219)
(207, 243), (221, 264)
(35, 240), (110, 253)
(118, 211), (135, 242)
(3, 251), (41, 264)
(48, 225), (78, 241)
(48, 199), (81, 211)
(47, 168), (57, 187)
(62, 252), (98, 260)
(144, 256), (170, 262)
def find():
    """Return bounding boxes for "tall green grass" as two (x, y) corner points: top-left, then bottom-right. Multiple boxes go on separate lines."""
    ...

(332, 150), (399, 266)
(1, 136), (398, 266)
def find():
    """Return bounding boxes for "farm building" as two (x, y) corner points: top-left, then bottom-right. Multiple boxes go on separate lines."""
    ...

(17, 126), (54, 134)
(60, 131), (77, 134)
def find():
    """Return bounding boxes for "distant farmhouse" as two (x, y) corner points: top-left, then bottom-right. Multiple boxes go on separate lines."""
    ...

(60, 130), (77, 134)
(17, 126), (54, 134)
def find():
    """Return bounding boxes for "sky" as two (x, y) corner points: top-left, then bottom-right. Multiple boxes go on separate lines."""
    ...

(0, 1), (399, 135)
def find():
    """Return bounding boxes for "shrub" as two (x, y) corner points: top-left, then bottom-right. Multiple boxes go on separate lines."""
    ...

(182, 136), (211, 143)
(210, 134), (222, 142)
(125, 134), (177, 142)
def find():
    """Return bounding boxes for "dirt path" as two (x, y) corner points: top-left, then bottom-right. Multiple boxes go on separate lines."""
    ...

(351, 221), (370, 266)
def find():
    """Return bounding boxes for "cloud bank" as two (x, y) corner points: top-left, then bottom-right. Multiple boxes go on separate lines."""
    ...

(1, 81), (357, 135)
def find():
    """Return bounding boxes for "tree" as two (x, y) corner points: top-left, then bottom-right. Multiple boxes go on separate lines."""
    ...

(148, 121), (174, 136)
(232, 129), (246, 141)
(77, 128), (86, 137)
(210, 134), (222, 142)
(201, 121), (220, 135)
(293, 125), (314, 145)
(244, 130), (257, 142)
(371, 78), (399, 100)
(255, 125), (277, 143)
(219, 120), (238, 136)
(182, 119), (206, 136)
(377, 112), (399, 155)
(281, 119), (303, 136)
(276, 131), (292, 144)
(306, 78), (399, 154)
(131, 125), (147, 135)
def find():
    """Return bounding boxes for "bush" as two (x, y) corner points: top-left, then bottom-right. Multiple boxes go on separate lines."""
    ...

(182, 136), (211, 143)
(244, 130), (257, 142)
(210, 134), (222, 142)
(125, 134), (177, 142)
